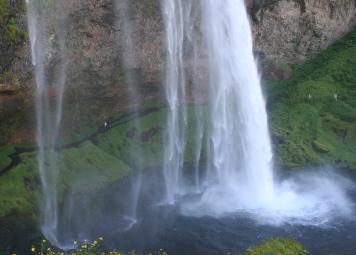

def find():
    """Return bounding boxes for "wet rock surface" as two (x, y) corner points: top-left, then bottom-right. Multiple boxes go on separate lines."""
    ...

(0, 0), (355, 146)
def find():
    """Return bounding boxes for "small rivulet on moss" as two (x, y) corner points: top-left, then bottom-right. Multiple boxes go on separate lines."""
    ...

(266, 27), (356, 170)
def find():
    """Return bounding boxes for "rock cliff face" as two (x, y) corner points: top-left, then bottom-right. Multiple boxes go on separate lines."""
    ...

(0, 0), (355, 145)
(249, 0), (356, 78)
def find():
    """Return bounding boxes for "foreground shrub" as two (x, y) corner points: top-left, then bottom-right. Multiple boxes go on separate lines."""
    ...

(22, 237), (308, 255)
(243, 238), (308, 255)
(28, 237), (167, 255)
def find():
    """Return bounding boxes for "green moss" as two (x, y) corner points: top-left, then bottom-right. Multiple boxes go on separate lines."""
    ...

(0, 103), (28, 146)
(244, 238), (308, 255)
(267, 27), (356, 170)
(0, 0), (26, 46)
(0, 144), (15, 170)
(58, 141), (130, 196)
(0, 108), (166, 216)
(4, 17), (26, 44)
(312, 140), (332, 153)
(0, 153), (39, 217)
(0, 0), (9, 23)
(94, 108), (165, 169)
(0, 103), (210, 217)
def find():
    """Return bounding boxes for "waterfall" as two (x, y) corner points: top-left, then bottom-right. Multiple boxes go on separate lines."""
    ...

(162, 0), (275, 206)
(24, 0), (354, 247)
(162, 0), (189, 204)
(113, 0), (142, 230)
(203, 0), (275, 202)
(176, 0), (352, 222)
(26, 0), (68, 246)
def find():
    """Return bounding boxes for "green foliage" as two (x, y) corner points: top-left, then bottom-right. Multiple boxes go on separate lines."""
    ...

(243, 238), (308, 255)
(4, 17), (26, 44)
(28, 237), (167, 255)
(23, 237), (308, 255)
(0, 0), (10, 24)
(267, 27), (356, 170)
(0, 0), (26, 46)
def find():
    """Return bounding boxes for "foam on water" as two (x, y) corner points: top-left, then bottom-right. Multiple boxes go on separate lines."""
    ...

(163, 0), (355, 226)
(181, 168), (355, 226)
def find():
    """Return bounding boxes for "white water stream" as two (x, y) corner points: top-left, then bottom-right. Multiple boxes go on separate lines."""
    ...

(26, 0), (68, 246)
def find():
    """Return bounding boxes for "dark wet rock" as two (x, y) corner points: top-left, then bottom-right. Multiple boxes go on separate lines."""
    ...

(126, 128), (137, 139)
(139, 127), (162, 142)
(0, 0), (355, 146)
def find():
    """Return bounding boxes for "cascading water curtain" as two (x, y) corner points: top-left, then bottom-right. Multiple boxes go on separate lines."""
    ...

(26, 0), (68, 246)
(114, 0), (142, 228)
(203, 0), (275, 204)
(162, 0), (275, 207)
(162, 0), (188, 204)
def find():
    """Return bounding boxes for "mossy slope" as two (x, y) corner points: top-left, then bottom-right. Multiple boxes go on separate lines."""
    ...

(267, 27), (356, 170)
(0, 152), (39, 218)
(0, 108), (166, 217)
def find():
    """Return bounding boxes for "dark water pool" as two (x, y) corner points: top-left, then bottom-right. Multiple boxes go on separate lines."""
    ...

(4, 168), (356, 255)
(103, 205), (356, 255)
(5, 208), (356, 255)
(102, 169), (356, 255)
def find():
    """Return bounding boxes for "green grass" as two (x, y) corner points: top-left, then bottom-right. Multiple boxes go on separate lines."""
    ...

(0, 152), (39, 218)
(94, 108), (166, 169)
(0, 144), (15, 170)
(266, 27), (356, 170)
(243, 238), (308, 255)
(57, 141), (130, 196)
(0, 107), (163, 217)
(0, 104), (209, 217)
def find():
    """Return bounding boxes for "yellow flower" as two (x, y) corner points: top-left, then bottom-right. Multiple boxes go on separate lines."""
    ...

(31, 247), (36, 253)
(47, 247), (51, 251)
(42, 239), (47, 243)
(73, 240), (77, 245)
(99, 236), (104, 241)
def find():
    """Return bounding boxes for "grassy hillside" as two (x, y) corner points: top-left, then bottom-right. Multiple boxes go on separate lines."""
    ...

(267, 27), (356, 170)
(0, 105), (207, 217)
